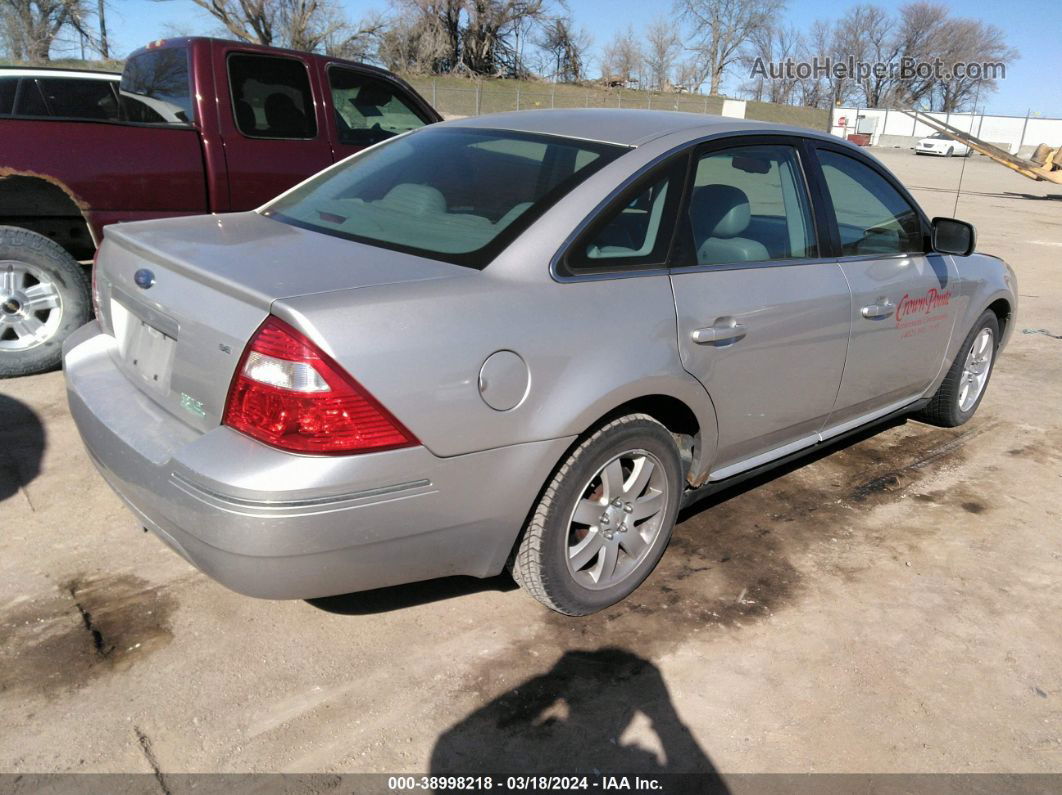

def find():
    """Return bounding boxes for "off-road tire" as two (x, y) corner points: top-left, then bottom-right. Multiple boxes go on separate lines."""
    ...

(510, 413), (682, 615)
(914, 309), (999, 427)
(0, 226), (90, 378)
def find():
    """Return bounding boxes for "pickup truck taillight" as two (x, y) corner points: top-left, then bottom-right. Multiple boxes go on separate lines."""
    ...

(223, 316), (417, 455)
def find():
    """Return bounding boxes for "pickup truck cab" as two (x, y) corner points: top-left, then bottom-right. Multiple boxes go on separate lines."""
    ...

(0, 38), (440, 377)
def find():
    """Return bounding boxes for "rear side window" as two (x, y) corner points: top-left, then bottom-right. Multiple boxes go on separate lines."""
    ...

(817, 149), (924, 256)
(36, 77), (118, 120)
(264, 126), (624, 268)
(0, 77), (16, 115)
(328, 66), (428, 147)
(120, 48), (194, 125)
(229, 54), (317, 139)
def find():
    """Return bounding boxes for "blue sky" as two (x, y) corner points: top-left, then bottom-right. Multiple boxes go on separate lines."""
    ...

(88, 0), (1060, 117)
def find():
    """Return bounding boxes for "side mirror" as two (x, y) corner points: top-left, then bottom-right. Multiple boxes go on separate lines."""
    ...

(931, 217), (976, 257)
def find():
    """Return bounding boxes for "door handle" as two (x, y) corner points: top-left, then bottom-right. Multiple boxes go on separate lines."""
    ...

(861, 300), (895, 319)
(691, 322), (747, 344)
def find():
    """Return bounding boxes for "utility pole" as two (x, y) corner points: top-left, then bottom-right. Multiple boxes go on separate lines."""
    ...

(97, 0), (109, 59)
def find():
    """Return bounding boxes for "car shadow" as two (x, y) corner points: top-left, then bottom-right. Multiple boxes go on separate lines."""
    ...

(307, 574), (518, 615)
(429, 646), (728, 787)
(0, 393), (45, 503)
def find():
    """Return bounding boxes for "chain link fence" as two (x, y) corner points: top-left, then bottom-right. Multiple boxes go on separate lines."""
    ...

(405, 78), (727, 119)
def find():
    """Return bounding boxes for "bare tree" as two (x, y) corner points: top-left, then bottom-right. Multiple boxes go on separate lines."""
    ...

(2, 0), (86, 61)
(740, 21), (798, 103)
(537, 12), (589, 82)
(461, 0), (544, 77)
(600, 26), (643, 87)
(891, 1), (948, 108)
(644, 17), (679, 91)
(152, 0), (356, 51)
(672, 56), (702, 92)
(848, 4), (897, 107)
(932, 17), (1016, 111)
(677, 0), (785, 95)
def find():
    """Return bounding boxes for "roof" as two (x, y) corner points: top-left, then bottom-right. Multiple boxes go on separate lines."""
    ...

(445, 108), (823, 147)
(0, 66), (120, 80)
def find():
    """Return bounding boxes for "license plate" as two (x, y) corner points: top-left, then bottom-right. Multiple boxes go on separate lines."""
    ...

(112, 301), (177, 392)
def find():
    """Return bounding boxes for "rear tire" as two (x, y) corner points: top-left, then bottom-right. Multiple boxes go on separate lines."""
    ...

(510, 414), (682, 615)
(0, 226), (90, 378)
(914, 310), (999, 427)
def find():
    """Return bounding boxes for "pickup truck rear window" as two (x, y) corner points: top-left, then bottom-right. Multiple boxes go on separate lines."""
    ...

(119, 48), (194, 125)
(229, 54), (317, 139)
(327, 66), (429, 147)
(262, 126), (625, 269)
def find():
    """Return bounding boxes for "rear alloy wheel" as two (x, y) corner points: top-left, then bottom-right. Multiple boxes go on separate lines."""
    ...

(915, 309), (999, 427)
(0, 226), (90, 378)
(511, 413), (682, 615)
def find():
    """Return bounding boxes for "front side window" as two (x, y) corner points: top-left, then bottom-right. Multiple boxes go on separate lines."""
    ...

(120, 48), (194, 125)
(264, 127), (624, 268)
(37, 77), (118, 120)
(328, 67), (428, 147)
(229, 54), (316, 139)
(688, 144), (816, 266)
(818, 149), (924, 256)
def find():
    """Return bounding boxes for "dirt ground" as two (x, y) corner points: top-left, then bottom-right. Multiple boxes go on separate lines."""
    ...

(1, 148), (1060, 778)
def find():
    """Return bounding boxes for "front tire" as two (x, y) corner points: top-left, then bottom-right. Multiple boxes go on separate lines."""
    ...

(0, 226), (90, 378)
(914, 310), (999, 427)
(511, 414), (682, 615)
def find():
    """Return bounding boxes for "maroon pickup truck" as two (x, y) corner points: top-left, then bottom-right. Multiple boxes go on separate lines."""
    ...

(0, 37), (440, 377)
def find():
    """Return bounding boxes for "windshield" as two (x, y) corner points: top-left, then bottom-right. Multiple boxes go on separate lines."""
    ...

(263, 126), (626, 268)
(119, 47), (194, 125)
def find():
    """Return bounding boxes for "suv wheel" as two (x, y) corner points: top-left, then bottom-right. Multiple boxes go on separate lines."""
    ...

(511, 414), (682, 615)
(0, 226), (90, 378)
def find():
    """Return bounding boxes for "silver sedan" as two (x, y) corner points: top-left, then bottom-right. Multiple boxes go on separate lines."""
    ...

(64, 110), (1016, 615)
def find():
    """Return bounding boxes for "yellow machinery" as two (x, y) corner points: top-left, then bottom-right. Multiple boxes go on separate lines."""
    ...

(900, 108), (1062, 184)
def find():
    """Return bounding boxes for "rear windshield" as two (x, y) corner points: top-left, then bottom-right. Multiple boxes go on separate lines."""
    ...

(263, 126), (625, 268)
(119, 48), (194, 125)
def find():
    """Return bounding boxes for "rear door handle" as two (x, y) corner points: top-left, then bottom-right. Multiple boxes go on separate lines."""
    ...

(691, 322), (747, 344)
(861, 300), (895, 319)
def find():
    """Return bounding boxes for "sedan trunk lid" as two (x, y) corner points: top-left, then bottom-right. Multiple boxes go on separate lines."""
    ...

(94, 211), (470, 432)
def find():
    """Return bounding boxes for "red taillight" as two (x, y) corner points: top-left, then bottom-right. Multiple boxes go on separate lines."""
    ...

(223, 316), (418, 455)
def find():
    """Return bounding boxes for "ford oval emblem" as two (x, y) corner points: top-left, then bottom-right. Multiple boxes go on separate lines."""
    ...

(134, 268), (155, 289)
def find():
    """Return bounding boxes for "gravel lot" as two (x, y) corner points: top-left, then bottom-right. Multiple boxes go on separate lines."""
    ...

(1, 148), (1060, 778)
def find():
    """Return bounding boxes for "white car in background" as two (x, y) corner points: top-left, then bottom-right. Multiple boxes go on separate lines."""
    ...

(916, 132), (971, 157)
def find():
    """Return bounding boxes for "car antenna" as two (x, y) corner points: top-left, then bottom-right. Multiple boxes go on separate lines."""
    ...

(952, 81), (982, 217)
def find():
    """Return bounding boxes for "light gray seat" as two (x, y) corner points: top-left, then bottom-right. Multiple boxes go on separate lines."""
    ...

(691, 184), (769, 265)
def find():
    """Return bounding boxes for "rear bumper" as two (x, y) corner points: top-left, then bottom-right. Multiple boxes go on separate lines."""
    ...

(64, 323), (573, 599)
